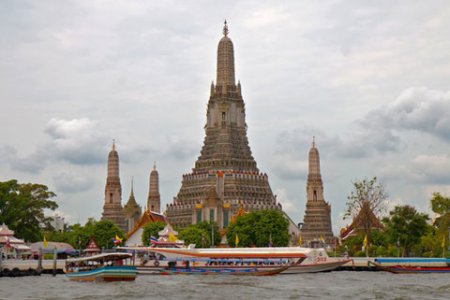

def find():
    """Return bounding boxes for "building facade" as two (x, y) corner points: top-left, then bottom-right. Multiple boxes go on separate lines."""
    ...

(165, 22), (281, 229)
(299, 138), (335, 246)
(101, 141), (127, 232)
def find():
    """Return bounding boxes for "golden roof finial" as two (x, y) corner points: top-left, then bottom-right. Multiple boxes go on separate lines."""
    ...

(223, 20), (229, 36)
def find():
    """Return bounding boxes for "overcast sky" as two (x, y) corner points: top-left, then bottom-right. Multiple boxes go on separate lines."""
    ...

(1, 0), (450, 233)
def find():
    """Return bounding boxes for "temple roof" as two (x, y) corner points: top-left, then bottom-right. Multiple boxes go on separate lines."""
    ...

(340, 205), (383, 240)
(126, 210), (167, 238)
(0, 223), (14, 236)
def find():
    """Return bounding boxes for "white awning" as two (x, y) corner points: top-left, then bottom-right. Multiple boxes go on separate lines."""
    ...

(11, 244), (31, 251)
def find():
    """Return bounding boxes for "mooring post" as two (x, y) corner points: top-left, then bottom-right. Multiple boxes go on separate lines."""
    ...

(53, 247), (57, 276)
(37, 247), (43, 273)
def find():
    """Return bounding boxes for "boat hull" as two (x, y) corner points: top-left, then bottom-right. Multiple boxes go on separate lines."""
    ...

(371, 262), (450, 274)
(156, 265), (289, 276)
(282, 259), (352, 274)
(65, 266), (137, 282)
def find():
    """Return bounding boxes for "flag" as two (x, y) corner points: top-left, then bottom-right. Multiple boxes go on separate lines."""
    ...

(150, 236), (159, 245)
(442, 236), (446, 249)
(43, 236), (48, 248)
(113, 234), (123, 245)
(235, 234), (239, 247)
(298, 234), (302, 246)
(363, 234), (368, 249)
(168, 232), (177, 242)
(320, 235), (325, 243)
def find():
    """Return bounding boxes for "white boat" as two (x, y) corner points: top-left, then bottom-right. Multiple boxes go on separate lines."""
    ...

(282, 248), (352, 274)
(65, 253), (137, 282)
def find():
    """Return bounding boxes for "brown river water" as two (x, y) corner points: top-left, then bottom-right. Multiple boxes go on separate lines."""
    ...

(1, 271), (449, 300)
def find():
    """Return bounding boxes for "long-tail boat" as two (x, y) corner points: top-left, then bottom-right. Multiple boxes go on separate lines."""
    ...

(370, 261), (450, 274)
(65, 253), (137, 281)
(120, 246), (307, 275)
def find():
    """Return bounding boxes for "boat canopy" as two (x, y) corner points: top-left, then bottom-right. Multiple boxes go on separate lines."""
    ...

(66, 252), (132, 263)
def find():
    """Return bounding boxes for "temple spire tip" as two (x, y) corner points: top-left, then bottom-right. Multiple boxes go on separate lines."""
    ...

(223, 20), (229, 36)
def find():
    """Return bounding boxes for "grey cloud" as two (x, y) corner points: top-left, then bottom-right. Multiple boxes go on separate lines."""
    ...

(272, 128), (332, 180)
(164, 136), (198, 161)
(374, 87), (450, 141)
(53, 171), (96, 193)
(44, 118), (108, 165)
(380, 154), (450, 186)
(335, 86), (450, 158)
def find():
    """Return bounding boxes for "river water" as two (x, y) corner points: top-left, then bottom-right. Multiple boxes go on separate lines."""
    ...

(1, 271), (449, 300)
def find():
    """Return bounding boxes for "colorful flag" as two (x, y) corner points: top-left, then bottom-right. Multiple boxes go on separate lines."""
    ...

(363, 234), (368, 249)
(320, 235), (325, 242)
(150, 236), (159, 245)
(113, 234), (123, 245)
(43, 236), (48, 248)
(168, 232), (177, 242)
(235, 234), (239, 247)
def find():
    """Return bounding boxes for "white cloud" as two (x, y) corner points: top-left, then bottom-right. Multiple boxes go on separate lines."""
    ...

(275, 188), (301, 217)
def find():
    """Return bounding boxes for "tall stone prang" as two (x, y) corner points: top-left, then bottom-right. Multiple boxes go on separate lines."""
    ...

(165, 21), (281, 229)
(299, 137), (334, 245)
(147, 163), (161, 213)
(123, 178), (142, 233)
(101, 141), (127, 232)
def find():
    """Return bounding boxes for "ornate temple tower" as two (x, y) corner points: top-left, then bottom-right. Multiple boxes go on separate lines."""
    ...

(300, 138), (334, 245)
(165, 22), (280, 229)
(123, 178), (142, 233)
(147, 163), (161, 213)
(101, 141), (127, 232)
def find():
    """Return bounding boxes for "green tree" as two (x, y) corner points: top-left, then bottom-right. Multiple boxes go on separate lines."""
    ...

(92, 220), (125, 249)
(142, 221), (166, 246)
(195, 221), (221, 246)
(0, 179), (58, 242)
(382, 205), (429, 257)
(178, 226), (211, 247)
(344, 177), (387, 247)
(430, 192), (450, 255)
(227, 209), (290, 247)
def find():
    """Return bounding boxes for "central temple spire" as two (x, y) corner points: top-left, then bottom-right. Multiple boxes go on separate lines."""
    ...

(216, 20), (235, 88)
(166, 22), (280, 229)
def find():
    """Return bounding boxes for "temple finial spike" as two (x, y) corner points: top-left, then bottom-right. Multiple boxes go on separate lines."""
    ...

(153, 161), (156, 170)
(312, 136), (316, 148)
(112, 139), (116, 151)
(223, 20), (229, 36)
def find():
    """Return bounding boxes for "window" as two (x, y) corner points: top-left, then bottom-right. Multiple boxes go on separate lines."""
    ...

(196, 210), (202, 224)
(210, 208), (215, 223)
(223, 210), (229, 228)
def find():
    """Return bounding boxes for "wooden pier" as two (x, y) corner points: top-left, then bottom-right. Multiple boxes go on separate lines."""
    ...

(0, 259), (66, 277)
